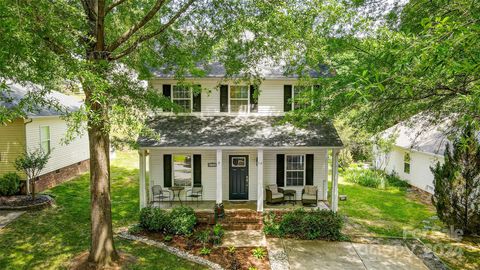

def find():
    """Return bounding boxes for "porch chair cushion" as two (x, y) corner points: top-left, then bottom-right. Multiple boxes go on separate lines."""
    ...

(304, 185), (317, 195)
(267, 184), (279, 194)
(302, 194), (317, 200)
(271, 193), (284, 199)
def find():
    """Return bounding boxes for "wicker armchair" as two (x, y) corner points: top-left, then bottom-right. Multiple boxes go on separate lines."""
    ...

(265, 184), (284, 204)
(302, 185), (318, 206)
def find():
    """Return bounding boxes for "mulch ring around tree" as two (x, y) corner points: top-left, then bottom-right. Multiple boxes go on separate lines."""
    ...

(67, 251), (136, 270)
(134, 230), (270, 270)
(0, 194), (54, 210)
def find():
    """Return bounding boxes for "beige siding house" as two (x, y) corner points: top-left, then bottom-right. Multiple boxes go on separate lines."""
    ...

(0, 82), (89, 192)
(138, 63), (343, 212)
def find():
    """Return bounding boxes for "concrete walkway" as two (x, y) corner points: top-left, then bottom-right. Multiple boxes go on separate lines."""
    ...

(268, 238), (429, 270)
(0, 211), (25, 230)
(221, 230), (266, 247)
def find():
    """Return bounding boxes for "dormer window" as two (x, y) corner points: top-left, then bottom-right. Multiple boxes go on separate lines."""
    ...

(172, 85), (192, 111)
(230, 85), (249, 113)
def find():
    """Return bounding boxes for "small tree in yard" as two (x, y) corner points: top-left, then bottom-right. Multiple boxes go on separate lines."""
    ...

(431, 123), (480, 235)
(14, 149), (50, 200)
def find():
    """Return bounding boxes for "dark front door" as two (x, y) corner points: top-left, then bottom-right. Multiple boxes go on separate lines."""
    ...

(229, 155), (249, 200)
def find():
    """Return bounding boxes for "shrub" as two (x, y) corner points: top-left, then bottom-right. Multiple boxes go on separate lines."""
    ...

(210, 223), (224, 245)
(0, 172), (21, 196)
(168, 206), (196, 235)
(266, 209), (344, 240)
(139, 207), (170, 232)
(163, 235), (173, 242)
(128, 224), (142, 234)
(344, 165), (410, 189)
(385, 171), (410, 189)
(251, 247), (266, 259)
(262, 212), (282, 236)
(196, 229), (210, 248)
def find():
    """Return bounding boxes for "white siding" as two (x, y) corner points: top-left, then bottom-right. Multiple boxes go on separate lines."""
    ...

(374, 145), (443, 194)
(148, 148), (328, 201)
(150, 78), (299, 115)
(25, 116), (89, 175)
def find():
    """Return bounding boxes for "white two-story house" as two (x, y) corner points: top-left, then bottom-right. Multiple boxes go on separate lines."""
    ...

(137, 63), (343, 212)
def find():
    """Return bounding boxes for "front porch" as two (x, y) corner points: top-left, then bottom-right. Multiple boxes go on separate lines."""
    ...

(137, 115), (343, 213)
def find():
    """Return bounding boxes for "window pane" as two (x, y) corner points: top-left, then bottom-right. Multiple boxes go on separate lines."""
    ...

(173, 155), (192, 187)
(173, 100), (191, 111)
(230, 100), (248, 112)
(286, 155), (304, 170)
(230, 86), (248, 99)
(286, 171), (304, 186)
(41, 141), (50, 154)
(40, 126), (50, 139)
(172, 86), (191, 98)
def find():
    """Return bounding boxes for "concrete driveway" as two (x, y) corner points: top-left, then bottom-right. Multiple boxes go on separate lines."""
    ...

(272, 239), (429, 270)
(0, 211), (25, 230)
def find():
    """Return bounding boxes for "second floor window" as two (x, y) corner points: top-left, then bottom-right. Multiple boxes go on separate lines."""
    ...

(230, 85), (249, 113)
(172, 85), (192, 111)
(40, 126), (51, 154)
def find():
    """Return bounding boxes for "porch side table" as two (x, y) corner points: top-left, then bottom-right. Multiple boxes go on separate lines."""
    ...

(169, 186), (185, 205)
(283, 189), (296, 205)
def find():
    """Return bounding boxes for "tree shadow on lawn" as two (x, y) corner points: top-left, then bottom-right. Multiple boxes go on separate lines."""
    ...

(0, 165), (203, 270)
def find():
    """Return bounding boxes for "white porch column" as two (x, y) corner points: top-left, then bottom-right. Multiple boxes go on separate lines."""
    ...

(139, 150), (147, 209)
(331, 149), (339, 212)
(216, 149), (223, 204)
(257, 149), (264, 212)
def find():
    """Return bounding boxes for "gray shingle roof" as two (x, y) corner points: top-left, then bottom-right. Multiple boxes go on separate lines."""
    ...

(152, 62), (332, 79)
(138, 115), (343, 148)
(1, 82), (82, 117)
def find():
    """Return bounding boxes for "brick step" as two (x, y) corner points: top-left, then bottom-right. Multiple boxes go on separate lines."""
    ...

(224, 212), (262, 219)
(221, 217), (262, 223)
(221, 223), (263, 230)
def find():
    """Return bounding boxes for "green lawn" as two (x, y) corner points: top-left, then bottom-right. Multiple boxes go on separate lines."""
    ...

(0, 151), (204, 270)
(335, 176), (480, 270)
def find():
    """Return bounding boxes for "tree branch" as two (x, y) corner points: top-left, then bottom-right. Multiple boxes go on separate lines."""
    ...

(106, 0), (167, 52)
(109, 0), (195, 60)
(106, 0), (128, 14)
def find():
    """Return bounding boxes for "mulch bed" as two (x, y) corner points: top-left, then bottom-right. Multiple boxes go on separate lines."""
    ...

(136, 230), (270, 270)
(0, 194), (54, 210)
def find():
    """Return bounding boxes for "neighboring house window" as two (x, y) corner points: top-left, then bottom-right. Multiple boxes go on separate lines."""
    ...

(230, 85), (249, 113)
(173, 154), (192, 187)
(172, 85), (192, 111)
(293, 86), (308, 110)
(40, 126), (51, 154)
(285, 155), (305, 186)
(404, 152), (411, 174)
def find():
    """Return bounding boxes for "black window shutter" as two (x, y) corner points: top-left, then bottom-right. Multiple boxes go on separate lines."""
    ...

(193, 85), (201, 112)
(276, 154), (285, 187)
(250, 85), (258, 112)
(193, 155), (202, 186)
(163, 84), (171, 98)
(220, 85), (228, 112)
(306, 154), (314, 185)
(284, 85), (292, 112)
(163, 154), (172, 187)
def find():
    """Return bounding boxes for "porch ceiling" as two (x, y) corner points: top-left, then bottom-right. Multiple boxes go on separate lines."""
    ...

(138, 115), (343, 148)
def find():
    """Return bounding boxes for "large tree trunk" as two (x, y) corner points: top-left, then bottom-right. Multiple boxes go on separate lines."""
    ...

(86, 114), (118, 266)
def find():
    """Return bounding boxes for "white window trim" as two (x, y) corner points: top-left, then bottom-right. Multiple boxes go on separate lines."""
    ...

(228, 85), (250, 113)
(39, 125), (51, 154)
(284, 154), (305, 187)
(172, 154), (193, 187)
(171, 85), (193, 112)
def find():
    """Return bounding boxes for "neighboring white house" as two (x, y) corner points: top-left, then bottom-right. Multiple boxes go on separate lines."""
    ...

(137, 63), (344, 212)
(0, 82), (90, 192)
(373, 117), (452, 194)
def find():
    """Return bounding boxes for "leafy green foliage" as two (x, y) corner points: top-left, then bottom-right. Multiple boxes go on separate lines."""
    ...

(196, 229), (210, 248)
(139, 206), (196, 235)
(168, 206), (197, 235)
(251, 247), (266, 260)
(0, 172), (21, 196)
(262, 212), (282, 237)
(431, 123), (480, 235)
(210, 224), (225, 246)
(264, 209), (344, 240)
(163, 235), (173, 242)
(199, 247), (211, 256)
(14, 148), (50, 199)
(344, 165), (409, 189)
